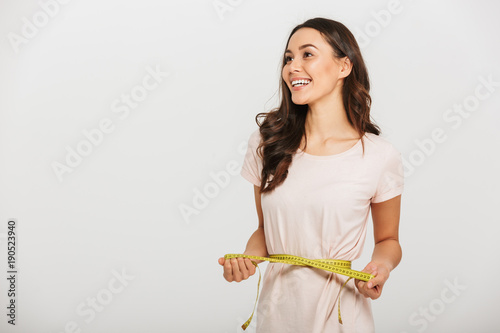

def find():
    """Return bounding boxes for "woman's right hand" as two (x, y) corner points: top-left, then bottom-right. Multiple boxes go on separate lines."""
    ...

(218, 255), (261, 282)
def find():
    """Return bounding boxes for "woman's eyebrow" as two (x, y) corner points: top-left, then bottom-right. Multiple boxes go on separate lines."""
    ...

(285, 44), (318, 54)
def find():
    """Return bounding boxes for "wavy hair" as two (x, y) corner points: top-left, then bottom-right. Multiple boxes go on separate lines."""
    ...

(255, 17), (381, 194)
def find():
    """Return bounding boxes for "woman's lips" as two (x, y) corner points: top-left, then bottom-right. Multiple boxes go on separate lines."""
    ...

(291, 81), (311, 91)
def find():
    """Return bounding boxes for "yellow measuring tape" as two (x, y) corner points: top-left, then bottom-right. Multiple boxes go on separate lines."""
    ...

(224, 253), (374, 330)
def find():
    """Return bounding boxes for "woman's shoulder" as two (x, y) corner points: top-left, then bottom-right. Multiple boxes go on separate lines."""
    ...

(363, 132), (401, 154)
(243, 128), (263, 152)
(248, 128), (262, 145)
(250, 128), (260, 139)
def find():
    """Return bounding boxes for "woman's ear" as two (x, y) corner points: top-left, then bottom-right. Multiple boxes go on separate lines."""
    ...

(340, 56), (353, 77)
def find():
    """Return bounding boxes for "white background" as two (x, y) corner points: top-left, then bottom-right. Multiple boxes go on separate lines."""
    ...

(0, 0), (499, 332)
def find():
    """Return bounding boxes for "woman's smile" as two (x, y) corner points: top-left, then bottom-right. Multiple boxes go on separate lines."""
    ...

(291, 78), (312, 91)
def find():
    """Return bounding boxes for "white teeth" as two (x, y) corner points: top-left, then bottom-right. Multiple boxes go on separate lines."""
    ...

(292, 79), (311, 87)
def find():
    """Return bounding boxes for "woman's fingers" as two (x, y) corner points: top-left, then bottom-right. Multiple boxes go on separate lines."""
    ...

(231, 258), (241, 281)
(363, 284), (381, 299)
(246, 259), (256, 275)
(220, 257), (258, 282)
(367, 271), (380, 289)
(354, 264), (379, 296)
(224, 257), (233, 281)
(355, 276), (382, 299)
(355, 280), (367, 297)
(239, 258), (258, 279)
(233, 258), (250, 282)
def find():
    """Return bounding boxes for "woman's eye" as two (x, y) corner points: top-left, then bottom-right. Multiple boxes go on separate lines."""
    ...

(285, 52), (312, 63)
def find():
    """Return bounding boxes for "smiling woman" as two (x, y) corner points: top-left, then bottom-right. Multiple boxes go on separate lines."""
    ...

(219, 17), (404, 333)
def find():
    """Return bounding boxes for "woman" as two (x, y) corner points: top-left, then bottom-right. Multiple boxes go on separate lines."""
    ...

(218, 17), (404, 332)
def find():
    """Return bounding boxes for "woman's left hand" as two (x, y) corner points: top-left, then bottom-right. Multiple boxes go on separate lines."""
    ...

(354, 261), (390, 300)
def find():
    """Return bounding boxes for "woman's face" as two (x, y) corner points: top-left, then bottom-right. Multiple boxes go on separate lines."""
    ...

(282, 27), (349, 106)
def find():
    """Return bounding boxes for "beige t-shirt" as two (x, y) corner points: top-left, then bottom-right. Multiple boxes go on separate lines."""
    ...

(240, 128), (404, 333)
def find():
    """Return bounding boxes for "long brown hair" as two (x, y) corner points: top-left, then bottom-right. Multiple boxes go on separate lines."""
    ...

(255, 17), (381, 194)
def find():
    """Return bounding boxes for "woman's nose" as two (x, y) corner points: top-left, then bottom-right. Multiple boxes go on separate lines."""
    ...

(289, 58), (303, 72)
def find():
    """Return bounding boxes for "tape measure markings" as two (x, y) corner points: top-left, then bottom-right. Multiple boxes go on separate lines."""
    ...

(223, 253), (374, 330)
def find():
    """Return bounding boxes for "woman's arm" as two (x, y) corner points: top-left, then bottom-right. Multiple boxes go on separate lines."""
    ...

(371, 194), (402, 272)
(243, 185), (269, 264)
(219, 185), (268, 282)
(355, 194), (402, 299)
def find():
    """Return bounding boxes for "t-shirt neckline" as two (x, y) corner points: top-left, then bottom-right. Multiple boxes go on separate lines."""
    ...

(296, 134), (365, 160)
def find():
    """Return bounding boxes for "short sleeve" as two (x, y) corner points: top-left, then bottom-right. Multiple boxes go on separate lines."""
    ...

(240, 129), (263, 187)
(371, 144), (405, 203)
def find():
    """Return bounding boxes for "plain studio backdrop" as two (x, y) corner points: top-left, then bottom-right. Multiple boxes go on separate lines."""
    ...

(0, 0), (499, 332)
